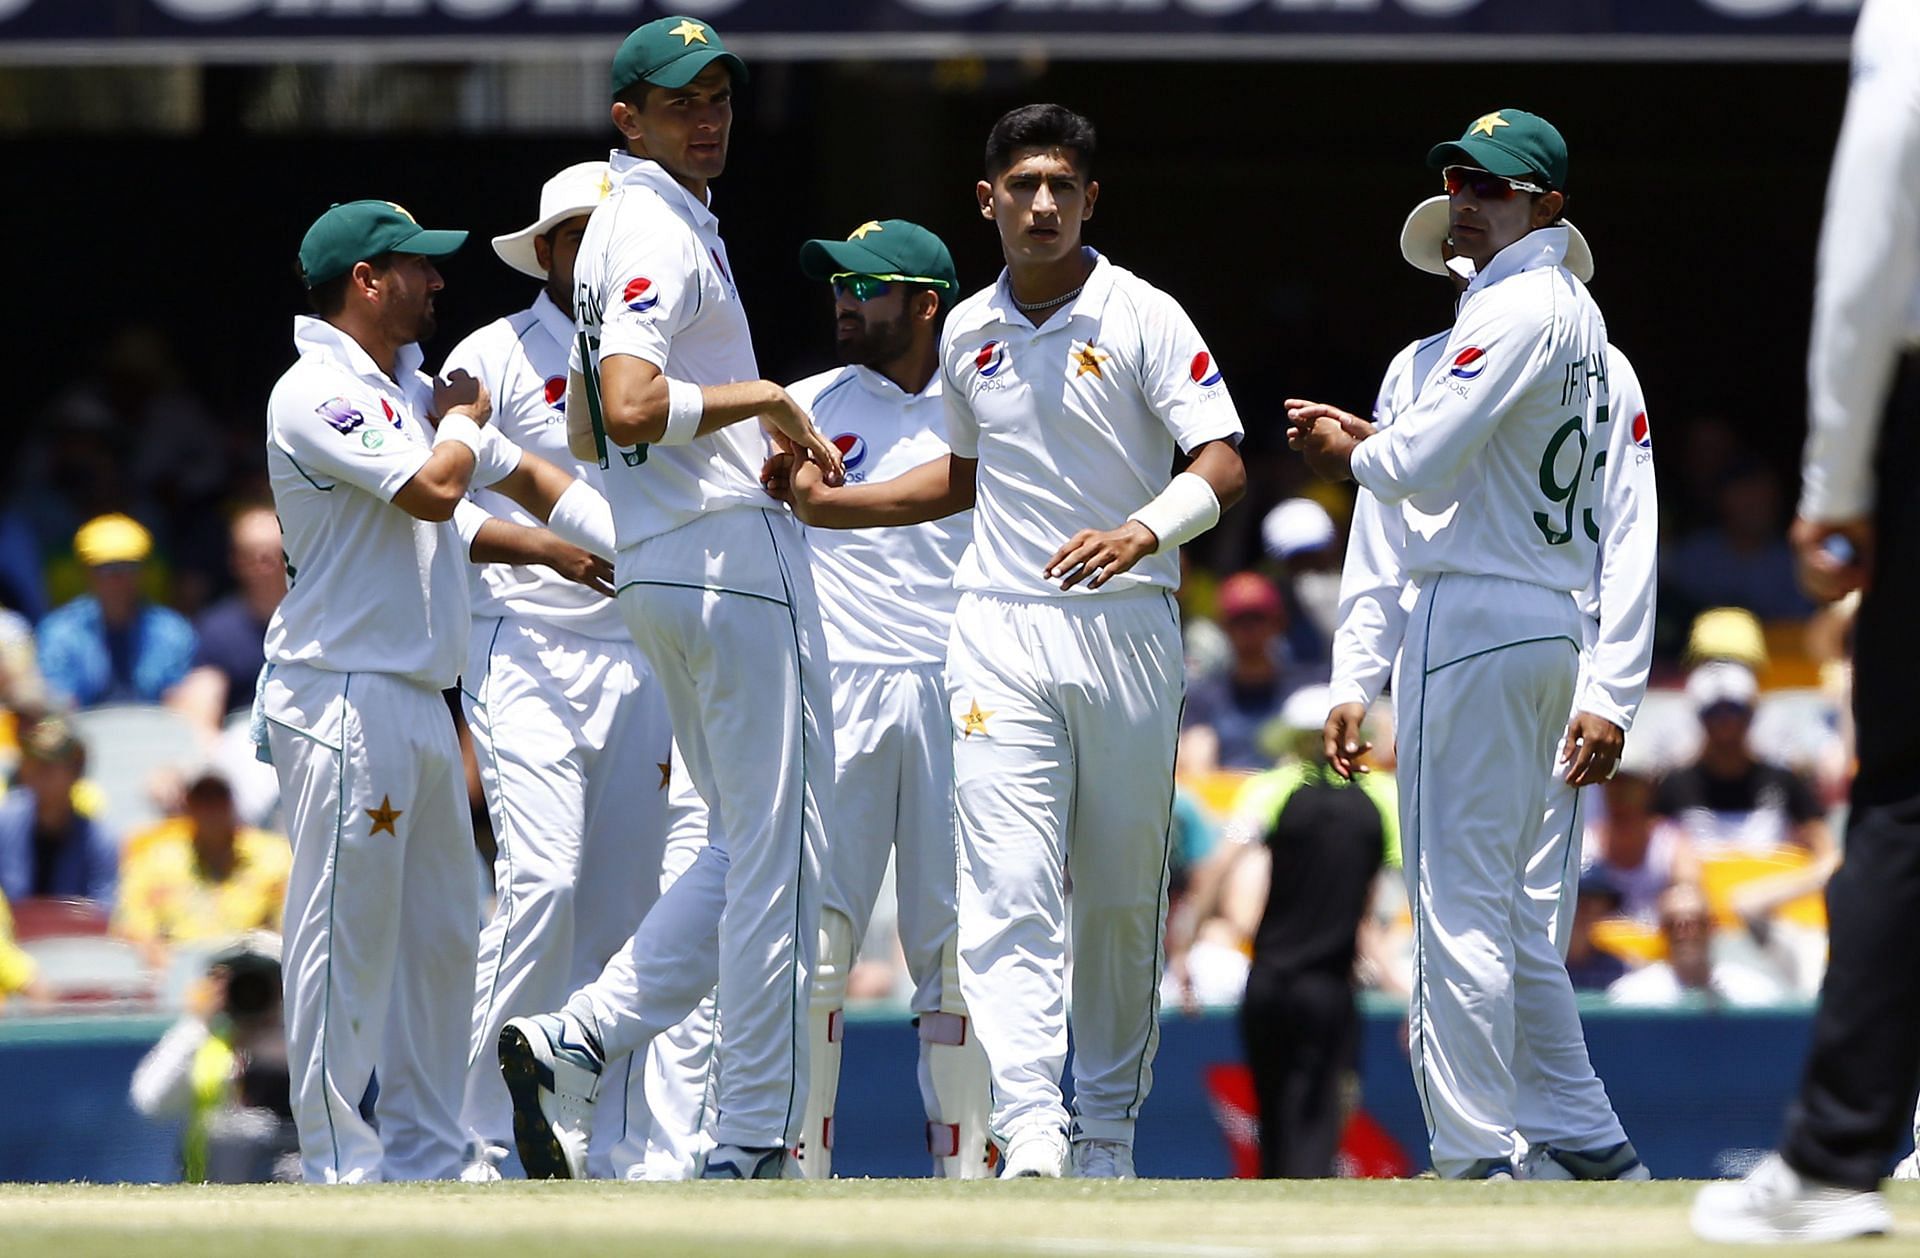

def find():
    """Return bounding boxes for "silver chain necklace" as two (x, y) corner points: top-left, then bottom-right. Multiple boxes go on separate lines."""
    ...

(1013, 284), (1084, 314)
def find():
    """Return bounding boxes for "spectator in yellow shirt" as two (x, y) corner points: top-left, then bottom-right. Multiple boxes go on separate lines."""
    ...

(0, 889), (38, 1006)
(115, 773), (290, 954)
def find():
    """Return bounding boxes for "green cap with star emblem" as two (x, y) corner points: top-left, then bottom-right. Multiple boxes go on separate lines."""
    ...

(798, 219), (959, 305)
(611, 16), (748, 98)
(298, 200), (467, 288)
(1428, 109), (1569, 191)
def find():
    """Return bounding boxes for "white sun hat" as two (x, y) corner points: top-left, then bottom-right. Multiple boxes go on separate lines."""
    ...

(491, 160), (613, 279)
(1398, 194), (1594, 284)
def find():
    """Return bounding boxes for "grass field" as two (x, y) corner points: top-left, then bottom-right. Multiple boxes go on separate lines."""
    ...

(4, 1180), (1917, 1258)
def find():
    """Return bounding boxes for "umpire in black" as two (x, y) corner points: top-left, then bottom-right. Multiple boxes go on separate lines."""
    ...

(1694, 0), (1920, 1241)
(1235, 687), (1398, 1178)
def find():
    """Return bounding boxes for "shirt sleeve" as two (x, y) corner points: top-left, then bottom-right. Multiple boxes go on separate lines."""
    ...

(594, 221), (703, 372)
(1132, 287), (1244, 454)
(1349, 284), (1558, 504)
(941, 324), (981, 459)
(1803, 0), (1920, 521)
(269, 375), (432, 502)
(1576, 347), (1659, 731)
(1331, 349), (1420, 709)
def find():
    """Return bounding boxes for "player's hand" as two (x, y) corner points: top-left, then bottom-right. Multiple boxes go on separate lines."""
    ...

(760, 387), (845, 487)
(1324, 702), (1372, 780)
(1284, 399), (1371, 481)
(432, 369), (492, 427)
(538, 536), (615, 599)
(1560, 711), (1625, 787)
(1045, 521), (1156, 591)
(1790, 515), (1874, 604)
(759, 451), (795, 501)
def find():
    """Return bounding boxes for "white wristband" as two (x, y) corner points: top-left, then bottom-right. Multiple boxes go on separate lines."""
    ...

(1128, 471), (1221, 554)
(660, 378), (704, 445)
(452, 498), (491, 552)
(547, 478), (616, 560)
(470, 424), (524, 489)
(434, 414), (484, 462)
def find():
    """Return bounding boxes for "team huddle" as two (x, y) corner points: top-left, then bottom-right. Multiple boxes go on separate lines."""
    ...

(260, 12), (1655, 1185)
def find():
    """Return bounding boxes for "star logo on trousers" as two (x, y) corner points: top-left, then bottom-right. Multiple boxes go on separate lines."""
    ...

(658, 762), (672, 790)
(366, 795), (403, 837)
(961, 700), (994, 739)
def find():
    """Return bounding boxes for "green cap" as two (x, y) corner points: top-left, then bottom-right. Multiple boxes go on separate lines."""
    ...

(611, 16), (748, 98)
(1428, 109), (1569, 191)
(298, 200), (467, 288)
(797, 219), (959, 302)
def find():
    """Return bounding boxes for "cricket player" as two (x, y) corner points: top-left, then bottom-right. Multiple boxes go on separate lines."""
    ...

(762, 219), (992, 1178)
(1321, 191), (1655, 1179)
(440, 160), (713, 1181)
(1696, 0), (1918, 1238)
(1290, 111), (1645, 1180)
(779, 105), (1246, 1179)
(498, 15), (846, 1183)
(266, 201), (608, 1182)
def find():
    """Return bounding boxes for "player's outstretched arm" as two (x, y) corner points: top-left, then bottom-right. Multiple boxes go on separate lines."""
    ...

(592, 354), (844, 484)
(464, 515), (614, 599)
(767, 451), (977, 530)
(1048, 438), (1246, 591)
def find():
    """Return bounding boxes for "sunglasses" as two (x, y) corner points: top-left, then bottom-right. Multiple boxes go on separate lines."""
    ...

(1442, 166), (1549, 200)
(830, 272), (952, 303)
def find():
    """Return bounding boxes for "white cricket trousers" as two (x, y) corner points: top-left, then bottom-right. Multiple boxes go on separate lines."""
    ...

(265, 662), (477, 1182)
(826, 661), (959, 1012)
(567, 506), (831, 1150)
(1397, 572), (1627, 1177)
(458, 616), (713, 1177)
(947, 588), (1183, 1147)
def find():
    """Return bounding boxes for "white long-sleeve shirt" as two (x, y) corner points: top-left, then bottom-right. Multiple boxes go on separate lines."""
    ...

(1332, 332), (1657, 730)
(1802, 0), (1920, 522)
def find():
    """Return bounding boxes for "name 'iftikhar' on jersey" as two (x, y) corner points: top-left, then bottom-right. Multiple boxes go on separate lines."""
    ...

(941, 250), (1243, 600)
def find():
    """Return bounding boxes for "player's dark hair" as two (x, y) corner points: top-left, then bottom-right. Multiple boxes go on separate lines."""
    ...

(614, 80), (655, 115)
(306, 252), (394, 317)
(984, 104), (1096, 180)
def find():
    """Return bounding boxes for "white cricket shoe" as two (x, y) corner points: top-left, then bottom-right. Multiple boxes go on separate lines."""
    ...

(1071, 1138), (1136, 1180)
(458, 1142), (508, 1183)
(702, 1144), (800, 1180)
(1000, 1126), (1069, 1179)
(1519, 1140), (1651, 1181)
(1691, 1153), (1893, 1244)
(498, 1011), (604, 1180)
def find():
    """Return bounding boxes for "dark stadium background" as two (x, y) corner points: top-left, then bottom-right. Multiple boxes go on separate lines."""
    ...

(4, 57), (1840, 571)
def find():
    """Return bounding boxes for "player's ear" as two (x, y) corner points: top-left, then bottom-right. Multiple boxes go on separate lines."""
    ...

(533, 233), (555, 273)
(1083, 179), (1099, 222)
(351, 259), (380, 305)
(1532, 190), (1565, 229)
(915, 290), (941, 325)
(976, 179), (994, 220)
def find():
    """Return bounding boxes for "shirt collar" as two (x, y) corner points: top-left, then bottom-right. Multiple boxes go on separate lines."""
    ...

(1458, 225), (1571, 298)
(987, 248), (1114, 333)
(610, 149), (719, 233)
(530, 289), (576, 348)
(292, 315), (423, 389)
(851, 363), (942, 402)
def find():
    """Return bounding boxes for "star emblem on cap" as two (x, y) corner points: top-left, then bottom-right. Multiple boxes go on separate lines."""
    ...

(1071, 341), (1108, 379)
(961, 700), (994, 739)
(384, 201), (417, 223)
(669, 19), (709, 45)
(366, 794), (403, 837)
(849, 220), (884, 240)
(1469, 111), (1509, 138)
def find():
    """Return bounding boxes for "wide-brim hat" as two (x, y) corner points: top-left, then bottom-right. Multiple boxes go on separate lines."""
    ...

(1399, 195), (1594, 284)
(492, 161), (613, 280)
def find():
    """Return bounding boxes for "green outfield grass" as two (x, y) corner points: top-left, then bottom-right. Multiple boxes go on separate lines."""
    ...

(4, 1180), (1917, 1258)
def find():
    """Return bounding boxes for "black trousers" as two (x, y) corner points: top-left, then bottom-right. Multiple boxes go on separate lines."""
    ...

(1781, 360), (1920, 1191)
(1240, 966), (1356, 1178)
